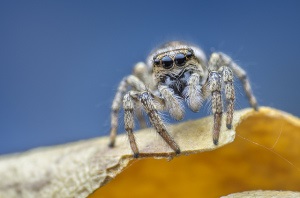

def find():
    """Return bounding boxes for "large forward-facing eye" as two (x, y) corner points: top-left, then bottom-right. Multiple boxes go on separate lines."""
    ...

(161, 56), (173, 69)
(175, 53), (186, 66)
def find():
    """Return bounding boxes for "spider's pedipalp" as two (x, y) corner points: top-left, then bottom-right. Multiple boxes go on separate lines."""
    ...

(184, 72), (203, 112)
(158, 84), (184, 120)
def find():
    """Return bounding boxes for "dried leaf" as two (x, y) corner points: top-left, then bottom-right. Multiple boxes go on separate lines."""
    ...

(222, 190), (300, 198)
(0, 107), (299, 198)
(93, 107), (300, 197)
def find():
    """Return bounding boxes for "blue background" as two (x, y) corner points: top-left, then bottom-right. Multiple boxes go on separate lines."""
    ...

(1, 1), (299, 154)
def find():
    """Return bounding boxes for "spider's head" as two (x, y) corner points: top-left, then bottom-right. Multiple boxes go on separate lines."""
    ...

(148, 41), (207, 85)
(152, 47), (194, 75)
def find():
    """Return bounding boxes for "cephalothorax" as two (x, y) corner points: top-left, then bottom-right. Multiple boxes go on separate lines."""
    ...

(108, 41), (258, 158)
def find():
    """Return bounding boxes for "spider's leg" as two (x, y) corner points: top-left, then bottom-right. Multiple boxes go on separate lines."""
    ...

(109, 77), (127, 147)
(158, 84), (184, 120)
(221, 66), (235, 129)
(238, 70), (258, 110)
(123, 92), (139, 158)
(137, 91), (181, 154)
(183, 73), (203, 112)
(210, 52), (258, 110)
(208, 72), (223, 145)
(109, 75), (146, 147)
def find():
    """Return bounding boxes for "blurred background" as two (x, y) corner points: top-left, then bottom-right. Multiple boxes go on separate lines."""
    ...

(0, 1), (299, 154)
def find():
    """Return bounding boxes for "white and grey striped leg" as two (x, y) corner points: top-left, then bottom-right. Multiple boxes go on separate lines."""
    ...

(210, 52), (258, 110)
(123, 92), (139, 158)
(158, 84), (184, 121)
(109, 75), (146, 147)
(137, 91), (181, 155)
(208, 72), (223, 145)
(239, 74), (258, 111)
(229, 60), (257, 110)
(184, 73), (203, 112)
(222, 67), (235, 129)
(109, 77), (128, 147)
(123, 90), (180, 158)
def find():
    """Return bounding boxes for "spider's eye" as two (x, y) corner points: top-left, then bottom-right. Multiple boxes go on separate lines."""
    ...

(153, 58), (160, 66)
(186, 49), (194, 59)
(161, 56), (173, 69)
(175, 53), (186, 66)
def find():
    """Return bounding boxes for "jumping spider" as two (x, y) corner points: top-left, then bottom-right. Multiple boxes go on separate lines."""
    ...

(108, 41), (258, 158)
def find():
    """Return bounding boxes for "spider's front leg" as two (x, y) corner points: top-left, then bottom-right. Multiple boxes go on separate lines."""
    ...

(124, 90), (181, 158)
(208, 72), (223, 145)
(222, 67), (235, 129)
(138, 92), (181, 155)
(123, 92), (139, 158)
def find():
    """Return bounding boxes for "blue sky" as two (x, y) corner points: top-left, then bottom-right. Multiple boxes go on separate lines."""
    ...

(0, 1), (299, 154)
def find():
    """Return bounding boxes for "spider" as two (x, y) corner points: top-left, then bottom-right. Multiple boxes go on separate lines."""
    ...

(108, 41), (258, 158)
